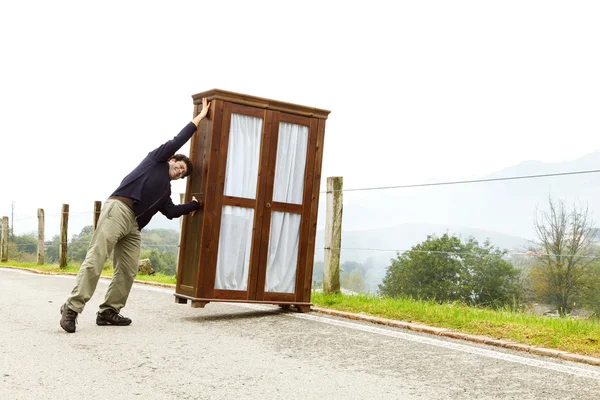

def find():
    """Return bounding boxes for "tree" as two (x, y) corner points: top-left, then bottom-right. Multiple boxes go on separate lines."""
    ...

(341, 268), (366, 293)
(379, 234), (522, 307)
(312, 261), (324, 287)
(340, 261), (366, 292)
(580, 260), (600, 317)
(141, 229), (179, 256)
(39, 226), (183, 269)
(12, 233), (37, 255)
(380, 234), (469, 301)
(531, 198), (598, 315)
(505, 253), (536, 303)
(341, 261), (362, 275)
(45, 235), (60, 263)
(140, 248), (176, 275)
(68, 225), (94, 262)
(3, 232), (37, 262)
(463, 239), (521, 307)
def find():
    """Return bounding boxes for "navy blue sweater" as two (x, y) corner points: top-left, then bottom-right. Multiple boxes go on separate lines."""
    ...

(110, 122), (200, 230)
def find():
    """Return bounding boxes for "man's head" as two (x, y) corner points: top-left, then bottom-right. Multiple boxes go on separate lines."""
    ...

(168, 154), (193, 180)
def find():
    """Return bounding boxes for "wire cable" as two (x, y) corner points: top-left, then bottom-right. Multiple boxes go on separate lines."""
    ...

(330, 247), (600, 259)
(323, 168), (600, 193)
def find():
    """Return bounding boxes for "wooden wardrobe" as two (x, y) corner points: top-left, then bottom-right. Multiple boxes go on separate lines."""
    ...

(175, 89), (330, 312)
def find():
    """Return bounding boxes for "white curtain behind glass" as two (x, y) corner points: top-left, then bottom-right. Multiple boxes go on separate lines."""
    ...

(224, 113), (263, 199)
(265, 212), (301, 293)
(215, 206), (254, 290)
(272, 122), (308, 204)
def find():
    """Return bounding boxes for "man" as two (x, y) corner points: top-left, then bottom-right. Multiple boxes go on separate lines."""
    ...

(60, 97), (211, 333)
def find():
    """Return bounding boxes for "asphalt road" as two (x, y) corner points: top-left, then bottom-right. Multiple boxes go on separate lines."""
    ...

(1, 267), (599, 399)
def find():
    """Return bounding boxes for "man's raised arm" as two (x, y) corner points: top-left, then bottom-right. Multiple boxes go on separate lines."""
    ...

(149, 98), (211, 161)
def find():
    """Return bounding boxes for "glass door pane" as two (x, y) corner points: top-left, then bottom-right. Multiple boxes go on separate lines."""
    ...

(224, 113), (263, 199)
(215, 206), (254, 290)
(272, 122), (308, 204)
(264, 211), (301, 293)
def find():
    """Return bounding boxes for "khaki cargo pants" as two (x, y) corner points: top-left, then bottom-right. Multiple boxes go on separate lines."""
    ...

(66, 199), (141, 314)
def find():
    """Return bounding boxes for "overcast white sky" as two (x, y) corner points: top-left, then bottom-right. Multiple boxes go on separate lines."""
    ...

(1, 0), (599, 236)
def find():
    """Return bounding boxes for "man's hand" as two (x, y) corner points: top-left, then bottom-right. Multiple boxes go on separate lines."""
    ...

(190, 196), (203, 216)
(192, 98), (211, 127)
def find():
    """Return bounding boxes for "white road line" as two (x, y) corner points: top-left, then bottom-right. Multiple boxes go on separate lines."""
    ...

(236, 303), (600, 380)
(5, 268), (600, 380)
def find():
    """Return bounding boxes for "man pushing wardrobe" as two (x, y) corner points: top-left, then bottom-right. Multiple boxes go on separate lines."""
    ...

(59, 97), (211, 333)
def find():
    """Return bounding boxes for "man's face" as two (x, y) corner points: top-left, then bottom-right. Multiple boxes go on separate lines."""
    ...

(168, 159), (187, 180)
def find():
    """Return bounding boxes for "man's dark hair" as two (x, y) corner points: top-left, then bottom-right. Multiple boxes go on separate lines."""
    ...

(170, 154), (193, 177)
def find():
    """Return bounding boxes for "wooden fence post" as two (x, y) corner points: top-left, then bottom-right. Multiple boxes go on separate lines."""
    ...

(37, 209), (44, 265)
(59, 204), (69, 268)
(93, 201), (102, 231)
(323, 176), (343, 294)
(1, 216), (8, 262)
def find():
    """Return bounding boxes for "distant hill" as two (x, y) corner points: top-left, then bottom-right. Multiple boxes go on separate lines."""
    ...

(314, 223), (530, 262)
(327, 150), (600, 240)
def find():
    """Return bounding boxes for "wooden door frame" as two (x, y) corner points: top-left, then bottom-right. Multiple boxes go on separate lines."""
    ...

(254, 111), (319, 302)
(203, 102), (269, 300)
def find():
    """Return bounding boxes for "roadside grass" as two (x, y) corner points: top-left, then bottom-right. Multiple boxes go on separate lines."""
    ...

(1, 260), (175, 284)
(134, 273), (176, 285)
(311, 292), (600, 358)
(3, 261), (91, 275)
(3, 261), (599, 357)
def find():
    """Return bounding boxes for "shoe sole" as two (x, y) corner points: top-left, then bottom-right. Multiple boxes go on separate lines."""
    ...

(96, 317), (132, 326)
(96, 321), (132, 326)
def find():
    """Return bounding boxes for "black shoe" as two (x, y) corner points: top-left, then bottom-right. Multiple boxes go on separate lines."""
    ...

(60, 303), (78, 333)
(96, 309), (132, 326)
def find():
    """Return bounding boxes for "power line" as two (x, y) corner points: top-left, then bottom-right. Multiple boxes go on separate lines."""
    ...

(12, 216), (39, 222)
(324, 168), (600, 193)
(4, 169), (600, 211)
(332, 247), (600, 259)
